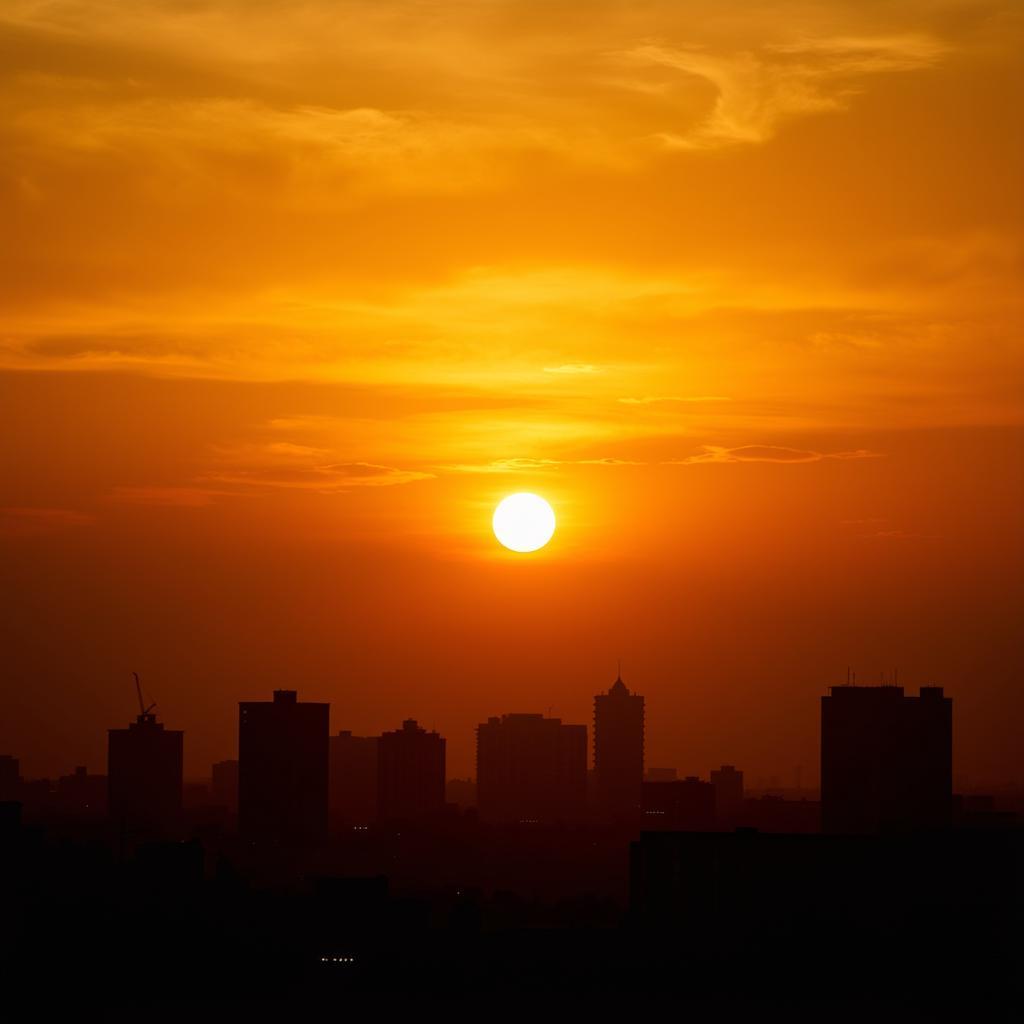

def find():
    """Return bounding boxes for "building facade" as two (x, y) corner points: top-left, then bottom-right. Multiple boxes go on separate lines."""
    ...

(476, 713), (587, 824)
(108, 711), (183, 838)
(238, 689), (329, 845)
(594, 675), (645, 822)
(377, 719), (445, 823)
(821, 684), (952, 834)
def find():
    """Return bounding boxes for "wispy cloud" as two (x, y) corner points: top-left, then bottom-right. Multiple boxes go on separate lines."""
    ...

(205, 461), (433, 491)
(625, 33), (946, 149)
(0, 506), (93, 536)
(108, 486), (235, 507)
(446, 456), (642, 474)
(618, 395), (730, 405)
(669, 444), (881, 464)
(544, 364), (600, 375)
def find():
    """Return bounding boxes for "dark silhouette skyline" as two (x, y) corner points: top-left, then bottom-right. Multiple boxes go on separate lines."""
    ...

(1, 669), (1021, 1003)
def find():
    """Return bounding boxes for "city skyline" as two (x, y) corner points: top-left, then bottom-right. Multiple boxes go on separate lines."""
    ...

(2, 671), (963, 796)
(0, 666), (988, 789)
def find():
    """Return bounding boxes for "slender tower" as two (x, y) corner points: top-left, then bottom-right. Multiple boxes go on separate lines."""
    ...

(593, 670), (645, 823)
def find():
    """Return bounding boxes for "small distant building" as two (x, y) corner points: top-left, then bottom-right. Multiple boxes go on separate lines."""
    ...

(108, 710), (183, 838)
(594, 674), (645, 823)
(377, 720), (445, 823)
(641, 777), (715, 831)
(329, 731), (379, 828)
(476, 713), (587, 825)
(238, 689), (329, 845)
(55, 766), (107, 821)
(710, 764), (744, 824)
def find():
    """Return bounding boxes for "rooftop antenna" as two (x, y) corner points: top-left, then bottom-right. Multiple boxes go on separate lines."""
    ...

(133, 672), (156, 717)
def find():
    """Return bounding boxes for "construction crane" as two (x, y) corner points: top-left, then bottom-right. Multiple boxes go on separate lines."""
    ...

(133, 672), (157, 717)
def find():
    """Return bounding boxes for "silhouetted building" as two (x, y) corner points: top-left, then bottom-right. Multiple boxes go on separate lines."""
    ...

(108, 710), (183, 838)
(630, 828), (1021, 973)
(739, 795), (820, 833)
(377, 719), (445, 823)
(821, 684), (952, 834)
(211, 759), (239, 817)
(476, 713), (587, 824)
(56, 766), (107, 821)
(642, 777), (715, 830)
(645, 767), (677, 783)
(711, 764), (744, 823)
(329, 731), (379, 828)
(594, 674), (644, 823)
(239, 690), (329, 845)
(0, 755), (20, 801)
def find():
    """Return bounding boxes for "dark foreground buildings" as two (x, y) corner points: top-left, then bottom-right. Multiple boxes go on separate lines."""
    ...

(4, 671), (1023, 1002)
(238, 689), (329, 844)
(108, 708), (183, 838)
(594, 674), (645, 822)
(821, 684), (952, 834)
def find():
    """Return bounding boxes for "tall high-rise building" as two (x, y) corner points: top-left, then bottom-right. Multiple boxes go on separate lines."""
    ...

(108, 710), (183, 838)
(238, 689), (329, 845)
(594, 674), (645, 822)
(821, 684), (952, 835)
(329, 731), (379, 828)
(377, 719), (445, 823)
(476, 713), (587, 824)
(710, 764), (744, 824)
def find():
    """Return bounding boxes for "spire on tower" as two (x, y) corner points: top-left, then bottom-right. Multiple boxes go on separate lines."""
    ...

(610, 661), (629, 695)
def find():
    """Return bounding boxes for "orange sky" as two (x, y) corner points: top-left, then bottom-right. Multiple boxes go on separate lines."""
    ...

(1, 0), (1022, 787)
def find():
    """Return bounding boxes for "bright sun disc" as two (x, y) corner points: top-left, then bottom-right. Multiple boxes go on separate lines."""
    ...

(492, 493), (556, 552)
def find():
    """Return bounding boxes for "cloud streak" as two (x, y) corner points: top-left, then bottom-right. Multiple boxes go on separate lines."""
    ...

(445, 456), (642, 474)
(625, 33), (946, 148)
(669, 445), (881, 464)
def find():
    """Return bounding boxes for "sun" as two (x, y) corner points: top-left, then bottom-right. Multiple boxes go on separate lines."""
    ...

(492, 493), (556, 553)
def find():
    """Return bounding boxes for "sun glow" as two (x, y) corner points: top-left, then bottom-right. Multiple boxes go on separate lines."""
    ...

(492, 493), (556, 553)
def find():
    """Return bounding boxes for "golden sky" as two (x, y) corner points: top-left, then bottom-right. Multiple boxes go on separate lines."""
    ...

(1, 1), (1022, 784)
